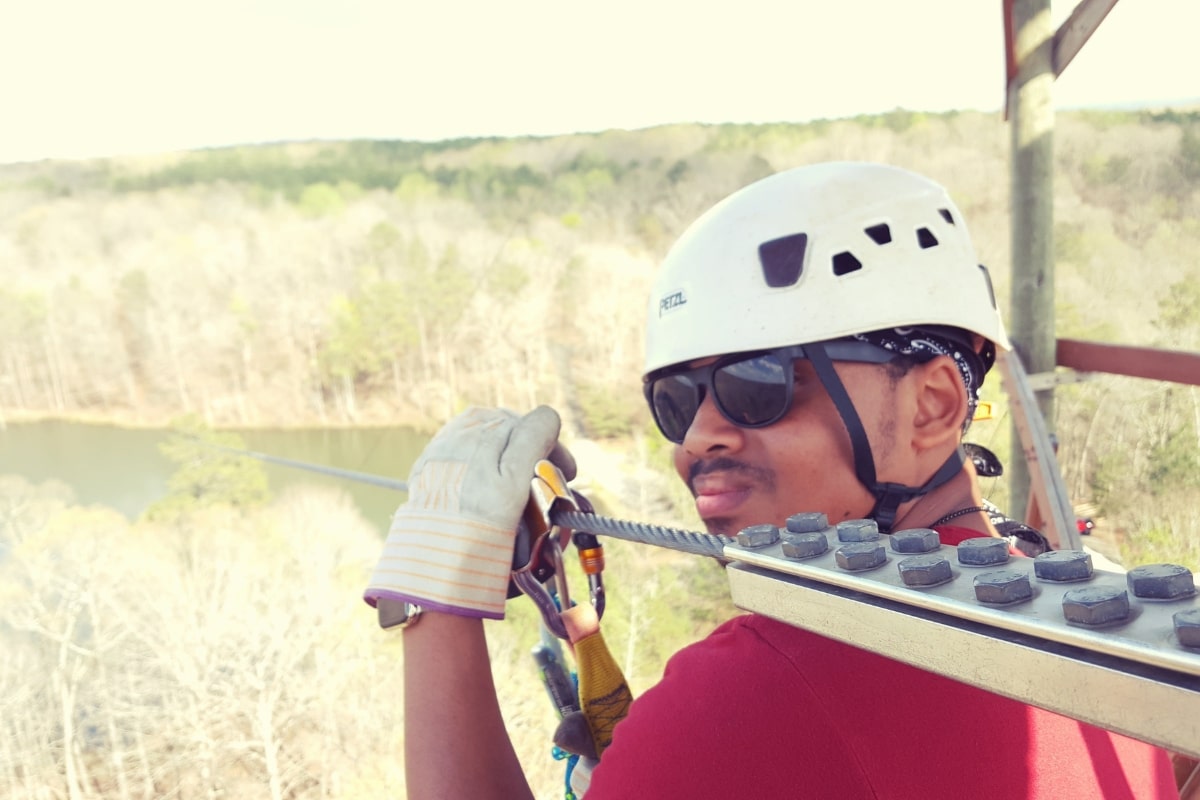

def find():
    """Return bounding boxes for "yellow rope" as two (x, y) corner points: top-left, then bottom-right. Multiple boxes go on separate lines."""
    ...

(561, 604), (633, 757)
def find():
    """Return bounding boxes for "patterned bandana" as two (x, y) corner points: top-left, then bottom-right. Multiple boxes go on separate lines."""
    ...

(851, 327), (985, 432)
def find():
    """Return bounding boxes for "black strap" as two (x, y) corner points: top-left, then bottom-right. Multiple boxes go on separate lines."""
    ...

(806, 342), (966, 533)
(806, 343), (877, 489)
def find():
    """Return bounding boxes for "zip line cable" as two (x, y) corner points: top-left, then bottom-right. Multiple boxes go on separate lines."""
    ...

(194, 438), (409, 492)
(193, 437), (730, 556)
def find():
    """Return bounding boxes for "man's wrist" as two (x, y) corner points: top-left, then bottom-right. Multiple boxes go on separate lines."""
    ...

(377, 598), (424, 630)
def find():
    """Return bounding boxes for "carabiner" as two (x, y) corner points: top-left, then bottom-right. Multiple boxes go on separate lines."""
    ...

(510, 459), (606, 639)
(571, 494), (605, 619)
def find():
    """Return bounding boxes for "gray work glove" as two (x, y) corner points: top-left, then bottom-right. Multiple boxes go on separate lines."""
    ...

(364, 405), (572, 619)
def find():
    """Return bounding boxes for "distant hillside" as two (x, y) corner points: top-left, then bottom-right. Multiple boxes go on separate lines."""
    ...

(2, 109), (1198, 552)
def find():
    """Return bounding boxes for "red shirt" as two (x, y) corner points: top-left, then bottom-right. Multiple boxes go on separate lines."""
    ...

(585, 526), (1178, 799)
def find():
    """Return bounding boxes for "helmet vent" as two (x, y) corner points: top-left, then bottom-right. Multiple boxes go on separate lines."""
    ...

(917, 228), (939, 249)
(832, 251), (863, 276)
(939, 208), (955, 225)
(758, 232), (808, 288)
(864, 223), (892, 245)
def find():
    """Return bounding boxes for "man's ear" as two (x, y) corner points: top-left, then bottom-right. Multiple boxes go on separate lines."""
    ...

(911, 357), (968, 450)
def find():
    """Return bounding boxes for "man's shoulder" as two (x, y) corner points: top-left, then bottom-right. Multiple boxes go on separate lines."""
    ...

(703, 613), (827, 652)
(688, 613), (874, 674)
(656, 614), (830, 689)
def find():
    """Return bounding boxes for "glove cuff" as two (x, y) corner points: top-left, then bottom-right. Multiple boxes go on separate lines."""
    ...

(364, 507), (514, 619)
(362, 589), (505, 621)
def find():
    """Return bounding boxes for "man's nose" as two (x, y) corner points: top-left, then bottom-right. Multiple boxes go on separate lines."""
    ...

(681, 392), (744, 455)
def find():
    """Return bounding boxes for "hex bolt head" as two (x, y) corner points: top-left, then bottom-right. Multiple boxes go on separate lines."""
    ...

(1034, 550), (1094, 582)
(786, 512), (829, 534)
(898, 554), (953, 587)
(782, 524), (836, 543)
(837, 519), (880, 542)
(1126, 564), (1196, 600)
(781, 531), (829, 560)
(1174, 609), (1200, 648)
(1062, 586), (1130, 626)
(736, 524), (779, 549)
(890, 528), (941, 554)
(835, 542), (887, 571)
(958, 537), (1010, 566)
(974, 570), (1033, 605)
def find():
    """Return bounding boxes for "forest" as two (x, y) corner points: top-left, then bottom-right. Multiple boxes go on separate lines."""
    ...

(2, 107), (1199, 797)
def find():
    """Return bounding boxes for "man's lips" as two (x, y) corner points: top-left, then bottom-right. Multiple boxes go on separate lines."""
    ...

(687, 458), (775, 522)
(694, 486), (752, 518)
(692, 476), (753, 518)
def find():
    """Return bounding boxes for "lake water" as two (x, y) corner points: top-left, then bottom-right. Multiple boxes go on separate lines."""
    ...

(0, 420), (430, 534)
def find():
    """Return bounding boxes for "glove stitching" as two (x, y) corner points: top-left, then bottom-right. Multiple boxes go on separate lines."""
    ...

(389, 512), (514, 547)
(376, 552), (513, 574)
(381, 568), (510, 593)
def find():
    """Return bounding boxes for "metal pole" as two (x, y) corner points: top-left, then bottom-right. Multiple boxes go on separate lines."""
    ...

(1007, 0), (1057, 524)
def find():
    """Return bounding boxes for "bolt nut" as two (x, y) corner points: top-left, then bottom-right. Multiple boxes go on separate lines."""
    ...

(736, 524), (779, 548)
(782, 524), (836, 542)
(786, 512), (829, 534)
(974, 570), (1033, 604)
(835, 542), (886, 571)
(958, 537), (1010, 566)
(890, 528), (941, 554)
(898, 554), (953, 587)
(781, 531), (829, 560)
(1173, 609), (1200, 648)
(836, 519), (880, 542)
(1034, 550), (1093, 582)
(1062, 586), (1130, 626)
(1126, 564), (1196, 600)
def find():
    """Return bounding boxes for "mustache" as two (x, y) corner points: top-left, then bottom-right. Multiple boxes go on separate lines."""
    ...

(687, 457), (776, 495)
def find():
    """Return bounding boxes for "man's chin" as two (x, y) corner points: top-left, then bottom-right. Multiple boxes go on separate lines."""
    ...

(705, 511), (789, 538)
(703, 517), (739, 537)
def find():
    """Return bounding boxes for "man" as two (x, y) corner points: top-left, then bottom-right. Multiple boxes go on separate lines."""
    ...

(366, 163), (1178, 798)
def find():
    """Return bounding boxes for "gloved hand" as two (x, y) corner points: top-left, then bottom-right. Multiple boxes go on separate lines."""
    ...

(364, 405), (574, 619)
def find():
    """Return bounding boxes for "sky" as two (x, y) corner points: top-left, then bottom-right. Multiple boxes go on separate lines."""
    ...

(2, 0), (1196, 165)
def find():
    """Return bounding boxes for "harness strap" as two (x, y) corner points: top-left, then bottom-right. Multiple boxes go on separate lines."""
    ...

(806, 343), (966, 533)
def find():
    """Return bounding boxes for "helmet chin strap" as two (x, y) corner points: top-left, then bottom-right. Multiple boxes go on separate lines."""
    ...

(805, 343), (966, 533)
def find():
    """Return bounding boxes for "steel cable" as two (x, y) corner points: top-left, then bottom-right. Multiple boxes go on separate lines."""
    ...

(553, 510), (732, 558)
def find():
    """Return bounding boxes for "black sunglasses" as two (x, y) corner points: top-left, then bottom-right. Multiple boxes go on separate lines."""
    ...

(643, 340), (898, 444)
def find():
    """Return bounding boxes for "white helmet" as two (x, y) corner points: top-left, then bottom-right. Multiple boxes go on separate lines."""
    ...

(643, 162), (1010, 376)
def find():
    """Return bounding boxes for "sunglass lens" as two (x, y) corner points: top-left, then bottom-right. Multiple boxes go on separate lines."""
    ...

(651, 375), (700, 443)
(712, 354), (790, 426)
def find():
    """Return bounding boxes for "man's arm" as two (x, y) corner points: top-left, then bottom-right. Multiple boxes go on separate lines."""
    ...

(364, 406), (571, 797)
(403, 613), (533, 800)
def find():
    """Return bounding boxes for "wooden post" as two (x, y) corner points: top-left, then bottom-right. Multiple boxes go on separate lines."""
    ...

(1007, 0), (1056, 525)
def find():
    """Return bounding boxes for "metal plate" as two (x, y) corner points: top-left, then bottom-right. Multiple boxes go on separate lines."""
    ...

(724, 539), (1200, 757)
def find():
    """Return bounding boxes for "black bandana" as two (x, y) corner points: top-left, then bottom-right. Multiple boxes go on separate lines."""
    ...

(851, 327), (985, 432)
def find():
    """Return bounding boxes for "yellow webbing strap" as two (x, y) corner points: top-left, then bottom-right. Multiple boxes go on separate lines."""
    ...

(562, 604), (633, 757)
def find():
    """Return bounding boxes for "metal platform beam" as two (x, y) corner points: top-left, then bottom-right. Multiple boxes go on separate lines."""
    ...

(725, 535), (1200, 758)
(995, 350), (1081, 550)
(1053, 0), (1121, 77)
